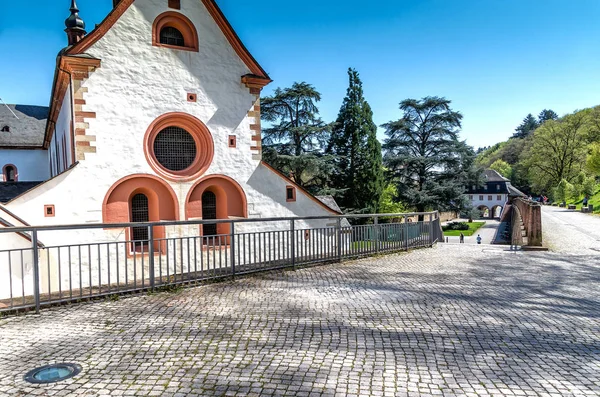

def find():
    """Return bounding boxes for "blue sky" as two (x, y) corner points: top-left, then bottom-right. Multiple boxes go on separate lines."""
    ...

(1, 0), (599, 148)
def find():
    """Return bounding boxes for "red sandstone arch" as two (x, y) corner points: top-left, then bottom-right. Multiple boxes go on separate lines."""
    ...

(103, 174), (179, 250)
(152, 11), (199, 52)
(186, 175), (247, 237)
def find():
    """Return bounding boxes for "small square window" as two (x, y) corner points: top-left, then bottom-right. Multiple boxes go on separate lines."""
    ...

(44, 205), (55, 218)
(484, 185), (488, 191)
(497, 195), (502, 201)
(496, 185), (500, 191)
(469, 195), (473, 200)
(286, 186), (296, 202)
(488, 195), (492, 201)
(168, 0), (180, 9)
(228, 135), (237, 148)
(187, 93), (197, 102)
(479, 195), (484, 201)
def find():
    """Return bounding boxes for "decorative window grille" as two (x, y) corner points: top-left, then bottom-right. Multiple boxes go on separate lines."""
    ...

(153, 126), (197, 171)
(131, 193), (149, 246)
(202, 191), (218, 236)
(159, 27), (185, 47)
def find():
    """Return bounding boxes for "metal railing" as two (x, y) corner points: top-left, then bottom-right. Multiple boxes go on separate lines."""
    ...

(0, 212), (442, 314)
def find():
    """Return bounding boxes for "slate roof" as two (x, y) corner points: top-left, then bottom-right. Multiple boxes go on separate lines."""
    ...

(483, 169), (510, 182)
(507, 184), (526, 197)
(0, 182), (44, 203)
(316, 195), (351, 227)
(0, 105), (49, 148)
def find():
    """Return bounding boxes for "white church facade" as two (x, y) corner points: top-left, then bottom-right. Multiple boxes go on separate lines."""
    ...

(0, 0), (347, 301)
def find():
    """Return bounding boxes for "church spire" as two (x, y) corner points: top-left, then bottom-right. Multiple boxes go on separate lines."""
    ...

(65, 0), (86, 46)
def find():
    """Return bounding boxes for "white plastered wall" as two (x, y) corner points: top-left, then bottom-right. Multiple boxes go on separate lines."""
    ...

(0, 149), (49, 181)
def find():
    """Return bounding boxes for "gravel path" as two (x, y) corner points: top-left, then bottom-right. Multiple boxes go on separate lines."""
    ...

(1, 243), (599, 396)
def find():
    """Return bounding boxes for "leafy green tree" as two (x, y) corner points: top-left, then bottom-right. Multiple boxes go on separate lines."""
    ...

(261, 82), (335, 194)
(489, 159), (513, 179)
(587, 143), (600, 176)
(512, 114), (539, 139)
(522, 113), (588, 192)
(583, 176), (597, 199)
(383, 97), (475, 220)
(538, 109), (558, 124)
(327, 68), (384, 213)
(378, 184), (407, 214)
(554, 179), (572, 203)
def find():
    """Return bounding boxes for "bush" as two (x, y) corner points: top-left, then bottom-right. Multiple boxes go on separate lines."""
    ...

(442, 222), (470, 232)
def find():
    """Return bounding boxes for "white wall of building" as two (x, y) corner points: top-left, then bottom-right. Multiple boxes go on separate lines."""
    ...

(0, 149), (49, 181)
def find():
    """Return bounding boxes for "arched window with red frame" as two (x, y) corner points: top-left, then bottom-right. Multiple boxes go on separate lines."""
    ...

(3, 164), (17, 182)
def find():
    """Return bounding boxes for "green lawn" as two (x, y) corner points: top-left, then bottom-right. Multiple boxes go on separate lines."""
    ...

(443, 221), (486, 237)
(564, 186), (600, 214)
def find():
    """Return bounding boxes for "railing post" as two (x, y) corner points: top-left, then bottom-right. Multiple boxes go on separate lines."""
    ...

(148, 225), (155, 291)
(404, 216), (409, 251)
(429, 213), (434, 246)
(290, 219), (296, 270)
(32, 229), (41, 314)
(230, 221), (236, 279)
(374, 216), (380, 254)
(336, 218), (342, 262)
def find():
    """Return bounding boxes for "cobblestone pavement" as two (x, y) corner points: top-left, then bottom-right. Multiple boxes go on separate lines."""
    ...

(1, 244), (599, 396)
(542, 206), (600, 253)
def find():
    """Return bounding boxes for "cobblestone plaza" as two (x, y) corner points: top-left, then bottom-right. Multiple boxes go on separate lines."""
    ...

(1, 222), (599, 397)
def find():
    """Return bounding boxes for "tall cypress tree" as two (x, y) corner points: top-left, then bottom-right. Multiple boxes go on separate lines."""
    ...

(328, 68), (384, 213)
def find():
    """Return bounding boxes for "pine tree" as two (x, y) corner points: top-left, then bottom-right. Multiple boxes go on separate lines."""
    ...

(538, 109), (558, 124)
(261, 82), (335, 194)
(327, 68), (384, 213)
(383, 97), (475, 220)
(512, 114), (539, 138)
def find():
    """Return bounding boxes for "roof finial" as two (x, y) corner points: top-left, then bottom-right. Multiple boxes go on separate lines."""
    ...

(65, 0), (86, 46)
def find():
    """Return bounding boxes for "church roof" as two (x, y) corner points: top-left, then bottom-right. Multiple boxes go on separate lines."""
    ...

(0, 105), (49, 148)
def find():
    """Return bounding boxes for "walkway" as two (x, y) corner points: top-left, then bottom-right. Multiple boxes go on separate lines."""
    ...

(444, 219), (500, 245)
(1, 243), (598, 396)
(542, 205), (600, 253)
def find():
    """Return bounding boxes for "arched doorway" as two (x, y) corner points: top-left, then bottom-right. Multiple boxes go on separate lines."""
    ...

(201, 191), (218, 236)
(492, 205), (503, 219)
(131, 193), (150, 251)
(477, 206), (490, 219)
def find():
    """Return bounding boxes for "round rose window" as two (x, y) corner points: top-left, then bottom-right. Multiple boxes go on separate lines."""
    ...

(144, 113), (214, 181)
(153, 127), (197, 171)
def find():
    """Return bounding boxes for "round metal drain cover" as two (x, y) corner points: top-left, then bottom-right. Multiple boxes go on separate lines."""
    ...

(24, 363), (82, 384)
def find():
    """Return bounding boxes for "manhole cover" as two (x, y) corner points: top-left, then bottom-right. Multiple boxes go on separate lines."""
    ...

(24, 363), (82, 384)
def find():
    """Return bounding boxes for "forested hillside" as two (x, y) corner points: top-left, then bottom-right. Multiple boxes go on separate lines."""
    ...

(477, 107), (600, 203)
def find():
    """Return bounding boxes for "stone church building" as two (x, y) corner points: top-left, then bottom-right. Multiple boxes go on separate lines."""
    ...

(0, 0), (341, 245)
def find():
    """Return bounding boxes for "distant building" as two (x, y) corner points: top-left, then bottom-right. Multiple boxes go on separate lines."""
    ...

(465, 170), (525, 218)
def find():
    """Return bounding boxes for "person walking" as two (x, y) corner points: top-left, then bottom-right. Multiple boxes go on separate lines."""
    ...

(476, 234), (482, 245)
(459, 233), (465, 244)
